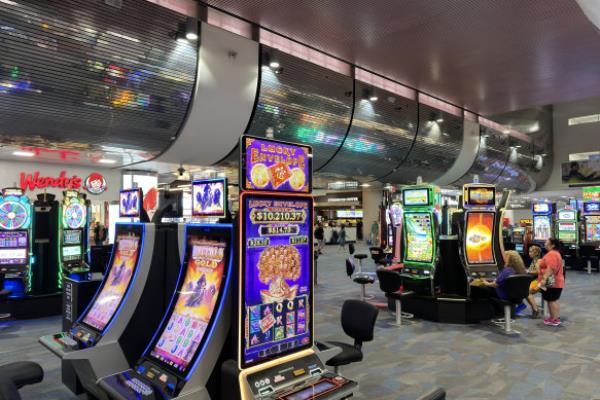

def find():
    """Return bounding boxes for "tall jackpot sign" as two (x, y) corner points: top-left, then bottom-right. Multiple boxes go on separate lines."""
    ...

(237, 136), (357, 399)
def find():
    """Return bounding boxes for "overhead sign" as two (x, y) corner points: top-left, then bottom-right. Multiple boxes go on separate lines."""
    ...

(20, 171), (108, 194)
(84, 173), (107, 194)
(583, 186), (600, 202)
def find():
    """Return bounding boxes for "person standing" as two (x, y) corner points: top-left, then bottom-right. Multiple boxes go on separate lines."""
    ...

(538, 238), (565, 326)
(525, 245), (543, 318)
(370, 221), (379, 247)
(338, 225), (347, 253)
(314, 223), (325, 254)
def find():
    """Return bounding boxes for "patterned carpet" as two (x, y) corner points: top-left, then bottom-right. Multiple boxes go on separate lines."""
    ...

(2, 242), (600, 399)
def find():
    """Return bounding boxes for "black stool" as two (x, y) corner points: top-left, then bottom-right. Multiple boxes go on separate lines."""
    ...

(376, 268), (414, 326)
(580, 245), (599, 274)
(354, 253), (368, 273)
(0, 361), (44, 400)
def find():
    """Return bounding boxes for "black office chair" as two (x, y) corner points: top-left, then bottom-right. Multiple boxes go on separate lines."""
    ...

(346, 258), (375, 301)
(376, 268), (414, 326)
(325, 300), (379, 374)
(490, 274), (533, 335)
(369, 247), (388, 266)
(0, 361), (44, 400)
(580, 245), (599, 274)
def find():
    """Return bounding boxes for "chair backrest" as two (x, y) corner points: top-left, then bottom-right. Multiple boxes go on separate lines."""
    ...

(503, 274), (534, 304)
(345, 257), (355, 278)
(341, 300), (378, 347)
(348, 243), (355, 255)
(369, 247), (384, 261)
(580, 245), (597, 257)
(376, 268), (402, 294)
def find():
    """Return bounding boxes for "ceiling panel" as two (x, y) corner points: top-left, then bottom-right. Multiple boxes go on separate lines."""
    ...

(206, 0), (600, 115)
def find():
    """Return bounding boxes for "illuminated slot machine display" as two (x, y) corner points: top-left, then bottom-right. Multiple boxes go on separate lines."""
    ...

(512, 228), (525, 254)
(237, 136), (357, 400)
(401, 185), (440, 294)
(555, 208), (579, 247)
(59, 190), (90, 278)
(583, 202), (600, 244)
(389, 202), (403, 262)
(0, 187), (32, 297)
(461, 183), (500, 280)
(191, 178), (227, 220)
(532, 201), (554, 245)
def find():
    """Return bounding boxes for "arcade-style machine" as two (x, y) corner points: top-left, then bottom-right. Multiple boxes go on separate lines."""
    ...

(582, 202), (600, 245)
(400, 185), (441, 295)
(532, 202), (554, 246)
(460, 183), (502, 281)
(235, 136), (357, 400)
(0, 187), (32, 298)
(555, 208), (579, 248)
(40, 188), (180, 398)
(59, 190), (90, 279)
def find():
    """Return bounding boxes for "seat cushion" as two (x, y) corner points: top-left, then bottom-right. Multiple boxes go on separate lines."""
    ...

(325, 341), (363, 367)
(0, 362), (43, 389)
(354, 254), (368, 260)
(0, 289), (10, 298)
(353, 276), (375, 284)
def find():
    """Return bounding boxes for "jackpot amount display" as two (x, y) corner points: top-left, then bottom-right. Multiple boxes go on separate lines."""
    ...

(150, 239), (226, 372)
(82, 235), (140, 331)
(465, 212), (494, 265)
(242, 195), (312, 367)
(405, 213), (434, 263)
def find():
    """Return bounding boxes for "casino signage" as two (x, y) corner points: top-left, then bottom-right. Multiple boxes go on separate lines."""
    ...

(19, 170), (107, 194)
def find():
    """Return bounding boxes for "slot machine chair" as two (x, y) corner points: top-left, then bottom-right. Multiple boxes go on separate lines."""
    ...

(322, 300), (378, 374)
(579, 245), (599, 274)
(369, 247), (389, 266)
(489, 275), (533, 335)
(0, 361), (43, 400)
(417, 387), (447, 400)
(346, 257), (375, 301)
(376, 268), (414, 326)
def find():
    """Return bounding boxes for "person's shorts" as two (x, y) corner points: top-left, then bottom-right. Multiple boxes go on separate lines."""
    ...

(542, 288), (562, 302)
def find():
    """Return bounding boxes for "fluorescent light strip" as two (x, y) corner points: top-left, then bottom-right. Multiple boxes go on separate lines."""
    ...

(106, 31), (140, 43)
(568, 114), (600, 126)
(13, 151), (35, 157)
(98, 158), (117, 164)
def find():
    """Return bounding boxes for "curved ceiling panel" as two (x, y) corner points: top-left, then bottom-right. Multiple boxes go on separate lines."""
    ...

(0, 0), (197, 166)
(319, 81), (417, 181)
(385, 104), (463, 184)
(245, 46), (353, 169)
(452, 126), (510, 186)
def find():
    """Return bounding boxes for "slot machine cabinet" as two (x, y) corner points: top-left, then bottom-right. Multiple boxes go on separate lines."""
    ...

(532, 201), (555, 247)
(59, 190), (91, 279)
(31, 192), (60, 295)
(556, 208), (579, 248)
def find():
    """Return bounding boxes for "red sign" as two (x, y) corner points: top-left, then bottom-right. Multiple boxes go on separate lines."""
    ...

(20, 171), (82, 192)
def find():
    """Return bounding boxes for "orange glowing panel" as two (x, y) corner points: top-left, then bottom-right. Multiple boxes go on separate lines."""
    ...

(465, 212), (495, 265)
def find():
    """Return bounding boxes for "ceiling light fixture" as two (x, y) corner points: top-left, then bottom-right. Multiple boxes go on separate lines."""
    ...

(98, 158), (117, 164)
(369, 95), (378, 102)
(269, 61), (280, 69)
(12, 151), (34, 157)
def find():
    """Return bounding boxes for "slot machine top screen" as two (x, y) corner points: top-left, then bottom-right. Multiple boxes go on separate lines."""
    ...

(558, 210), (576, 221)
(241, 136), (313, 194)
(148, 226), (231, 375)
(62, 191), (86, 229)
(463, 186), (495, 208)
(240, 192), (313, 369)
(81, 226), (142, 332)
(584, 202), (600, 214)
(533, 202), (551, 214)
(402, 188), (430, 207)
(119, 189), (142, 218)
(192, 178), (227, 218)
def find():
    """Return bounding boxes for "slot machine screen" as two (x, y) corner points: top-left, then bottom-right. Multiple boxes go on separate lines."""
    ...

(403, 189), (429, 207)
(557, 222), (577, 243)
(515, 243), (524, 253)
(465, 212), (495, 265)
(404, 212), (434, 263)
(533, 215), (552, 241)
(191, 179), (227, 218)
(464, 186), (495, 207)
(63, 229), (81, 245)
(584, 202), (600, 214)
(558, 210), (576, 221)
(148, 227), (231, 374)
(81, 227), (142, 332)
(240, 193), (313, 369)
(62, 245), (82, 261)
(119, 189), (142, 218)
(533, 203), (550, 214)
(585, 216), (600, 242)
(0, 231), (28, 265)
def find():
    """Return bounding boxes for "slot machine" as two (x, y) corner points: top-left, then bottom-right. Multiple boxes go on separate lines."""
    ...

(59, 190), (90, 279)
(0, 187), (32, 298)
(40, 188), (181, 398)
(97, 179), (233, 399)
(582, 202), (600, 245)
(389, 202), (403, 262)
(555, 208), (579, 248)
(460, 183), (501, 281)
(512, 228), (525, 254)
(235, 137), (357, 400)
(400, 185), (440, 295)
(532, 201), (554, 246)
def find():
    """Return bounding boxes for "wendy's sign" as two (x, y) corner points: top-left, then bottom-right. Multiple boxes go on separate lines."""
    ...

(20, 171), (82, 192)
(19, 171), (107, 194)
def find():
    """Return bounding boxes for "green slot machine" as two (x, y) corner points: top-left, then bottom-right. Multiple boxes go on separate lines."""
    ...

(401, 184), (440, 295)
(555, 208), (578, 248)
(59, 190), (90, 281)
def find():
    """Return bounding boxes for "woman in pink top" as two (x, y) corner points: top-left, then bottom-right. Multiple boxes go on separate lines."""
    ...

(538, 238), (564, 326)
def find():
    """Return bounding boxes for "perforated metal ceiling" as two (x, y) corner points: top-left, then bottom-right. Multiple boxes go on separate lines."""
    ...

(205, 0), (600, 115)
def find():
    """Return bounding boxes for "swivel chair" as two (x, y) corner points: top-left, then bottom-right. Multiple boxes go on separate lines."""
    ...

(369, 247), (388, 267)
(490, 274), (533, 335)
(345, 258), (375, 301)
(376, 268), (414, 326)
(325, 300), (378, 374)
(580, 245), (599, 275)
(0, 361), (44, 400)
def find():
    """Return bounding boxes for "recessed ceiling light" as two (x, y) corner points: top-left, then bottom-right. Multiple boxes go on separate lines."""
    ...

(269, 61), (280, 69)
(98, 158), (117, 164)
(361, 183), (371, 187)
(503, 129), (510, 134)
(436, 117), (444, 123)
(12, 151), (34, 157)
(369, 95), (378, 102)
(185, 32), (198, 41)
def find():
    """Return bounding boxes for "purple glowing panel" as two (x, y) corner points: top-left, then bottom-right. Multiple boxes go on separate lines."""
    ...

(241, 136), (312, 193)
(241, 193), (313, 369)
(192, 179), (227, 218)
